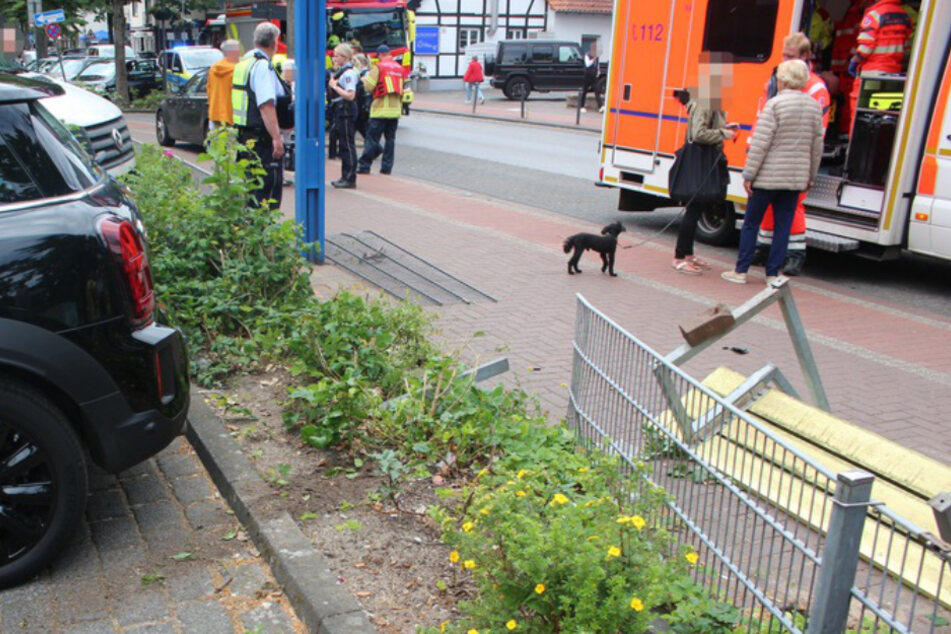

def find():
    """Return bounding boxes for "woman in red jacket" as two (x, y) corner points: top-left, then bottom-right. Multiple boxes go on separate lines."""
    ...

(463, 55), (485, 104)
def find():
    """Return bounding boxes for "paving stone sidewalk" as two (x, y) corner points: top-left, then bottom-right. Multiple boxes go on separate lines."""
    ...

(0, 437), (304, 634)
(319, 174), (951, 464)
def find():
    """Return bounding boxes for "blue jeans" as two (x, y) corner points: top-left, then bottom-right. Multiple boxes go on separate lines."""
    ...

(465, 82), (484, 102)
(736, 188), (799, 276)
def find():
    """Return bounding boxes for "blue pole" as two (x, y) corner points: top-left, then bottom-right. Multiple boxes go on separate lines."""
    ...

(294, 0), (326, 263)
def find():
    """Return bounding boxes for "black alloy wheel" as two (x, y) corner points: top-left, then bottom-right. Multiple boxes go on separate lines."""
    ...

(504, 76), (531, 101)
(0, 380), (88, 589)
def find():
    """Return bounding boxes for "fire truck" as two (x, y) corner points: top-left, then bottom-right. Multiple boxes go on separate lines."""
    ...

(598, 0), (951, 263)
(223, 0), (415, 69)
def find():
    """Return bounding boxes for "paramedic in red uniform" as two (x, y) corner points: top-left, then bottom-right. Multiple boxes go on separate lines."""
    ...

(832, 0), (872, 136)
(753, 33), (830, 276)
(847, 0), (912, 134)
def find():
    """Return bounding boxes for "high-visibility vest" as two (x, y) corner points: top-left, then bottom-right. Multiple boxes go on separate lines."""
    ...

(855, 0), (912, 73)
(805, 72), (831, 131)
(231, 51), (270, 130)
(373, 57), (405, 99)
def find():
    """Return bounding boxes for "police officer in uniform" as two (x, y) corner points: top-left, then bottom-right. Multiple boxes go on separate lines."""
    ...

(231, 22), (287, 210)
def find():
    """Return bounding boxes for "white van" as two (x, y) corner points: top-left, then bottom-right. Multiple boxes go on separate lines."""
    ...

(87, 45), (137, 60)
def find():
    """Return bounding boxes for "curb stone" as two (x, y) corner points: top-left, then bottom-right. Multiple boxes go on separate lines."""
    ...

(186, 389), (377, 634)
(412, 106), (601, 133)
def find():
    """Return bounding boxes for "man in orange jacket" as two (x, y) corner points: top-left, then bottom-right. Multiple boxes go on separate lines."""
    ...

(753, 33), (830, 276)
(207, 40), (241, 129)
(847, 0), (912, 134)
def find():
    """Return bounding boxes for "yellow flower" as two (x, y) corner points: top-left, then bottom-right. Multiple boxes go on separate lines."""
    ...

(449, 550), (460, 563)
(468, 630), (479, 634)
(631, 515), (646, 530)
(440, 621), (448, 633)
(607, 546), (622, 559)
(535, 583), (546, 594)
(506, 620), (518, 630)
(630, 597), (644, 611)
(463, 559), (476, 570)
(476, 468), (488, 479)
(578, 467), (589, 473)
(517, 469), (528, 479)
(550, 493), (570, 507)
(685, 551), (699, 565)
(616, 516), (631, 525)
(586, 535), (599, 542)
(584, 500), (596, 508)
(462, 521), (474, 533)
(515, 490), (527, 497)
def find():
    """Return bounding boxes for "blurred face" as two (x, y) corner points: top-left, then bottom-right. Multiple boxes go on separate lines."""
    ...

(782, 44), (809, 62)
(698, 62), (733, 110)
(224, 48), (240, 63)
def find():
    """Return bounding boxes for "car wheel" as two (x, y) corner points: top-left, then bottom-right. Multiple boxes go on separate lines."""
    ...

(0, 379), (88, 589)
(503, 77), (531, 101)
(155, 110), (175, 147)
(696, 200), (738, 246)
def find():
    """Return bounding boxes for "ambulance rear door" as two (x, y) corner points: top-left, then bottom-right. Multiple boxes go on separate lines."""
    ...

(908, 43), (951, 261)
(604, 0), (691, 173)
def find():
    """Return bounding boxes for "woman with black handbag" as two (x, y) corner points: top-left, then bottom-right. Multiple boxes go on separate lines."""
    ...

(671, 65), (737, 276)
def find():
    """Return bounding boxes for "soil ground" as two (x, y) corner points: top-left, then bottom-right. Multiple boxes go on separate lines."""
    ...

(204, 364), (472, 634)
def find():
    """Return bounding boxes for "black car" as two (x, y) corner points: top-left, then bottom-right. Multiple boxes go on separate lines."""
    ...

(156, 68), (209, 146)
(74, 58), (163, 99)
(485, 40), (607, 100)
(0, 74), (189, 588)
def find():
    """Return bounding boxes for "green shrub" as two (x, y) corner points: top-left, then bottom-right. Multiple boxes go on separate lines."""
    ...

(128, 90), (167, 111)
(432, 458), (696, 633)
(123, 131), (316, 384)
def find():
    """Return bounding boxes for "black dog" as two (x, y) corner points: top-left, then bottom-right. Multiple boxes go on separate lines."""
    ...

(563, 221), (625, 276)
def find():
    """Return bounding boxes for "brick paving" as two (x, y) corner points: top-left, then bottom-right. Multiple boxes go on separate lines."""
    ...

(321, 175), (951, 464)
(0, 438), (304, 634)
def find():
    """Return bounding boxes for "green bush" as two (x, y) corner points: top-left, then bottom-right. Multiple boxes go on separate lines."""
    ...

(128, 90), (167, 111)
(123, 130), (316, 384)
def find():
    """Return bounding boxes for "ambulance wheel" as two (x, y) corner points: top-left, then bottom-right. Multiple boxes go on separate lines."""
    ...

(155, 110), (175, 147)
(504, 77), (531, 101)
(696, 201), (737, 246)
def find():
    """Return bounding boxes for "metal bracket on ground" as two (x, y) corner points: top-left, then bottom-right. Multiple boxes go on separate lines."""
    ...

(658, 278), (829, 443)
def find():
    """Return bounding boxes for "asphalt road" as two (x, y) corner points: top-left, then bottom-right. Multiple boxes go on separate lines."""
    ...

(125, 110), (951, 318)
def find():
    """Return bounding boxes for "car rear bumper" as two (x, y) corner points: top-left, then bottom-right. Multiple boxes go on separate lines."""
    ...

(81, 323), (190, 473)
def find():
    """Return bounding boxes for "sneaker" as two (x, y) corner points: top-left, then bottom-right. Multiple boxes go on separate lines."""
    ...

(356, 168), (370, 175)
(479, 97), (485, 104)
(379, 169), (391, 175)
(331, 179), (356, 189)
(580, 107), (588, 113)
(599, 105), (605, 113)
(721, 270), (748, 284)
(464, 100), (472, 104)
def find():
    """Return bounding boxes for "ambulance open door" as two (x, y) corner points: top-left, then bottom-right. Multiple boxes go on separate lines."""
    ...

(605, 0), (691, 174)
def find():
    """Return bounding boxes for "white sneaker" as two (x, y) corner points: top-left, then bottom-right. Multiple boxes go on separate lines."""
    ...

(464, 100), (471, 104)
(599, 106), (605, 113)
(580, 107), (587, 113)
(479, 97), (485, 104)
(721, 271), (748, 284)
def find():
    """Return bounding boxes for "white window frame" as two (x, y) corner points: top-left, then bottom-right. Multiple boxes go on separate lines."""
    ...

(507, 29), (525, 39)
(458, 28), (481, 51)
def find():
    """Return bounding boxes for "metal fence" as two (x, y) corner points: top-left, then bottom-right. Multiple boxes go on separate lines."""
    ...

(566, 294), (951, 633)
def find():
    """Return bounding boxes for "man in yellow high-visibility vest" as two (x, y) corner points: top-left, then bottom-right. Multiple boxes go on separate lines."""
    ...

(231, 22), (287, 210)
(356, 45), (404, 175)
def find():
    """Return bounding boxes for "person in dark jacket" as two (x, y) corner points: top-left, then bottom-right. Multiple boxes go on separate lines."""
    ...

(579, 43), (603, 113)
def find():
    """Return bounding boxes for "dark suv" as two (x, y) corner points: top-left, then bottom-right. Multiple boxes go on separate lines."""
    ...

(0, 74), (189, 588)
(485, 40), (607, 100)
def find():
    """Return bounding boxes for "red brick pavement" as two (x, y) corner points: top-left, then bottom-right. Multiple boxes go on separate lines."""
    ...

(320, 173), (951, 464)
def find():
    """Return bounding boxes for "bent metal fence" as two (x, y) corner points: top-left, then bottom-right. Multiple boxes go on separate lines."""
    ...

(566, 294), (951, 633)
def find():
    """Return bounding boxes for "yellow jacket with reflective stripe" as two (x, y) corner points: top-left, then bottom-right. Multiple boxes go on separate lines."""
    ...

(362, 64), (402, 119)
(231, 53), (269, 129)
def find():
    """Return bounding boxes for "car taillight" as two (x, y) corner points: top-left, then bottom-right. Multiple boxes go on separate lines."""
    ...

(98, 217), (155, 328)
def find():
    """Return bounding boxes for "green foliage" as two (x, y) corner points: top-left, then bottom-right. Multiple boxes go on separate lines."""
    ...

(660, 577), (744, 633)
(433, 458), (701, 633)
(128, 89), (167, 111)
(284, 369), (382, 449)
(123, 131), (316, 384)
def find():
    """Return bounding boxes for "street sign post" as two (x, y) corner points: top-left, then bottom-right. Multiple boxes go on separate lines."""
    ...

(294, 0), (326, 263)
(34, 9), (65, 27)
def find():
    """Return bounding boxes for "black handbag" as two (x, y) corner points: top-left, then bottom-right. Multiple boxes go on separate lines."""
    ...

(668, 107), (729, 205)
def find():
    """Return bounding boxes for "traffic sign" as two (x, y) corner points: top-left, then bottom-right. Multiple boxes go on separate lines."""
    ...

(44, 23), (61, 39)
(34, 9), (65, 27)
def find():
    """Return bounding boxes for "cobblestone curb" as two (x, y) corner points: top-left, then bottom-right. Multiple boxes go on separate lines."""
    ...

(186, 390), (377, 634)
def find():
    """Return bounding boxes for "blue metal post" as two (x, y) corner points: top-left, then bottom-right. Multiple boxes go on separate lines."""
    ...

(294, 0), (326, 263)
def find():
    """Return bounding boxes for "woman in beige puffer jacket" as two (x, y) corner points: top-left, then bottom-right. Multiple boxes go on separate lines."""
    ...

(722, 60), (823, 285)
